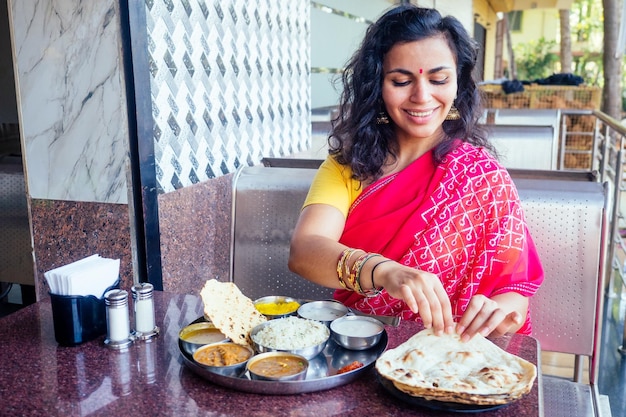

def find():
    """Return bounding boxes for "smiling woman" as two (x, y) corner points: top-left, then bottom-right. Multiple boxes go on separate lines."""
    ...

(288, 4), (544, 344)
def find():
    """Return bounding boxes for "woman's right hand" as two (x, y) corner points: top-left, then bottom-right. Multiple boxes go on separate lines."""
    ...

(372, 260), (455, 334)
(289, 204), (454, 334)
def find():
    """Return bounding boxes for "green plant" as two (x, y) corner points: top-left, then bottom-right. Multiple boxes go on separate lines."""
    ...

(514, 37), (559, 80)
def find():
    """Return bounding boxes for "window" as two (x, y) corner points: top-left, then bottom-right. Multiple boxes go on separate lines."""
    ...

(507, 11), (523, 32)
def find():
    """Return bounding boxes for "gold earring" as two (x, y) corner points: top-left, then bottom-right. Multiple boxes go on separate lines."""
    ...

(376, 112), (389, 124)
(445, 105), (460, 121)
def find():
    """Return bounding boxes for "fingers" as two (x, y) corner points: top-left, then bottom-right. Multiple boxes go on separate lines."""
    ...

(405, 281), (453, 336)
(456, 297), (522, 342)
(378, 264), (453, 334)
(496, 311), (522, 335)
(437, 286), (455, 334)
(428, 285), (454, 335)
(400, 284), (418, 314)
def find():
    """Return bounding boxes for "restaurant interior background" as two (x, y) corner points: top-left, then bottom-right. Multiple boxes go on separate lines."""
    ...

(0, 0), (431, 308)
(1, 1), (625, 415)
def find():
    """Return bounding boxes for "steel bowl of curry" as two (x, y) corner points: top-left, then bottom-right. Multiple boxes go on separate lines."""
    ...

(246, 352), (309, 381)
(192, 342), (254, 377)
(179, 321), (229, 356)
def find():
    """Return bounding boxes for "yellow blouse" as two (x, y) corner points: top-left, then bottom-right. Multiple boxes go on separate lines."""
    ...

(302, 156), (363, 218)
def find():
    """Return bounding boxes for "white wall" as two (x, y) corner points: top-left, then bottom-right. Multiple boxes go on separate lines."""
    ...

(311, 0), (393, 109)
(310, 0), (475, 109)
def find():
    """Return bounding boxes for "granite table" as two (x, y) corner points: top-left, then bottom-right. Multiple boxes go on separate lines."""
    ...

(0, 291), (543, 416)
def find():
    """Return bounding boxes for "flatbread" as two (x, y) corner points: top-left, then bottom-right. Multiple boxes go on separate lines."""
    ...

(199, 279), (267, 346)
(375, 328), (536, 405)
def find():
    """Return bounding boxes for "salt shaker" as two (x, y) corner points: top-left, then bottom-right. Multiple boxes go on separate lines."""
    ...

(104, 289), (133, 349)
(131, 283), (159, 340)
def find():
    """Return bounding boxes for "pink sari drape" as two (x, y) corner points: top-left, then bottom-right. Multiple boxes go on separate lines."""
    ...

(334, 143), (544, 334)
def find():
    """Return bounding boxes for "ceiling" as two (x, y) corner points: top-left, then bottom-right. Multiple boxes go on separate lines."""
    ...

(487, 0), (575, 12)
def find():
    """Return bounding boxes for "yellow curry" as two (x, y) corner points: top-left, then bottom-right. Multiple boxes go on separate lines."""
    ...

(255, 300), (300, 316)
(248, 355), (307, 378)
(193, 343), (251, 367)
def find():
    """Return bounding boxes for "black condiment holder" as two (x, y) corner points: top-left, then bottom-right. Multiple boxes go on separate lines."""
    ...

(49, 278), (121, 347)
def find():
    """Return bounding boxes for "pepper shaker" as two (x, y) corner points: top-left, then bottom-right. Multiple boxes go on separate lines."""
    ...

(131, 283), (159, 340)
(104, 289), (133, 349)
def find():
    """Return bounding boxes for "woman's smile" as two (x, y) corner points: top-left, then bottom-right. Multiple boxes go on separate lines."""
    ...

(405, 108), (438, 119)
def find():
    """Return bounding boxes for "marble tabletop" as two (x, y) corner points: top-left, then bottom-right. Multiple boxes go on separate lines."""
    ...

(0, 291), (543, 416)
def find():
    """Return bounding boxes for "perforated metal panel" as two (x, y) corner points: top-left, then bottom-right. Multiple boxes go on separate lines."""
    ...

(542, 375), (597, 417)
(0, 158), (35, 285)
(516, 178), (606, 358)
(230, 165), (334, 301)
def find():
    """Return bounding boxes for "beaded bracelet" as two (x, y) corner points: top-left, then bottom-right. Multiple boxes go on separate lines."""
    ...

(351, 252), (382, 296)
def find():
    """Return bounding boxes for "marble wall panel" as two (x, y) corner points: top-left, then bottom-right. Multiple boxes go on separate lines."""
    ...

(10, 0), (130, 204)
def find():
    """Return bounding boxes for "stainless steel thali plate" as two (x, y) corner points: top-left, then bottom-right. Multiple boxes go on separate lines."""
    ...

(179, 318), (388, 395)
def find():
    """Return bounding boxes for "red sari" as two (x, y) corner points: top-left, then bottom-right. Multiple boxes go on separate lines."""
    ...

(334, 142), (544, 334)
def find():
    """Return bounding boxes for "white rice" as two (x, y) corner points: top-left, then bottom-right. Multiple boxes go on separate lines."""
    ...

(252, 316), (329, 350)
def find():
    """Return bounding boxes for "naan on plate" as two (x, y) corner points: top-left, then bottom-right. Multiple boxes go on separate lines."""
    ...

(375, 328), (536, 405)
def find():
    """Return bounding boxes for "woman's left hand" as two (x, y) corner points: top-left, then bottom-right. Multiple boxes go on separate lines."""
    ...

(455, 293), (528, 342)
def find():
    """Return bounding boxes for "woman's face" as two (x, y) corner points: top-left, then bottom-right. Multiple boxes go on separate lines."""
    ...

(381, 35), (458, 146)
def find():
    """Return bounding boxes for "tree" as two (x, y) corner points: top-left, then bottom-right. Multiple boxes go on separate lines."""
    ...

(505, 14), (517, 79)
(560, 9), (573, 72)
(601, 0), (622, 118)
(514, 38), (559, 80)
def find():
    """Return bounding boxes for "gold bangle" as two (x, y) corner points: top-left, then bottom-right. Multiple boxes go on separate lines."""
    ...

(336, 248), (359, 290)
(344, 249), (362, 285)
(347, 252), (367, 293)
(336, 249), (350, 289)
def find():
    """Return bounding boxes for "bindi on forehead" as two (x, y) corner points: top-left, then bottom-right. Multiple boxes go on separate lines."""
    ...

(419, 68), (423, 74)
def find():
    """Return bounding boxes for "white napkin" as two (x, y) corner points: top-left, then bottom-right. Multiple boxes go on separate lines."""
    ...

(44, 254), (120, 297)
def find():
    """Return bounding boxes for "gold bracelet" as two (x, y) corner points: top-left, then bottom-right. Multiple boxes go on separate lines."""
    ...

(344, 249), (363, 286)
(336, 248), (359, 290)
(347, 252), (367, 293)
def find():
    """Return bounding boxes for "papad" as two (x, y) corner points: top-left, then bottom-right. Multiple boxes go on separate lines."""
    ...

(200, 279), (267, 346)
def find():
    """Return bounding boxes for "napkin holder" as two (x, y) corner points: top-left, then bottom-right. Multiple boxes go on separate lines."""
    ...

(50, 278), (121, 346)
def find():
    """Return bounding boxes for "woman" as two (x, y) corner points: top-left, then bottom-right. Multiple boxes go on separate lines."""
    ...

(288, 5), (543, 341)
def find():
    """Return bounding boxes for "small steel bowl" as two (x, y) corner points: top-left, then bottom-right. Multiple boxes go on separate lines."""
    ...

(179, 322), (229, 356)
(250, 317), (330, 360)
(297, 300), (348, 326)
(253, 295), (301, 319)
(192, 342), (254, 377)
(246, 352), (309, 381)
(330, 316), (384, 351)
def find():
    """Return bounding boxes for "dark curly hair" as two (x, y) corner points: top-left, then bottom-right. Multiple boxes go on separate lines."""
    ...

(329, 5), (493, 182)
